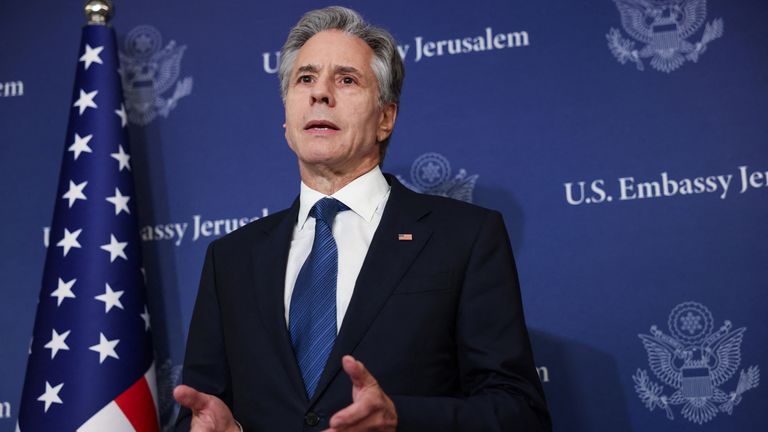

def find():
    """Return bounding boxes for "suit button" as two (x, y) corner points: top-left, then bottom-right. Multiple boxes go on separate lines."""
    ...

(304, 411), (320, 426)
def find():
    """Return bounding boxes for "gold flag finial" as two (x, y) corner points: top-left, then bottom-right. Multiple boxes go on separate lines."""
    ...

(84, 0), (113, 25)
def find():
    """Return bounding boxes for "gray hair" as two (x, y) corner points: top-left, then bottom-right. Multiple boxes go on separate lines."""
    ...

(278, 6), (405, 159)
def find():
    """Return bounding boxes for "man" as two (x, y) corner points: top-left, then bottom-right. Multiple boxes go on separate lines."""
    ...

(174, 6), (550, 431)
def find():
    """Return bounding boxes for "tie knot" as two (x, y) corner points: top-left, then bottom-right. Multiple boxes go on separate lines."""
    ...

(311, 197), (349, 224)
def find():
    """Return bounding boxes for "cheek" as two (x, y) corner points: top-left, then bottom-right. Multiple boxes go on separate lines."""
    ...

(284, 107), (299, 125)
(284, 105), (304, 141)
(364, 107), (383, 133)
(283, 121), (301, 152)
(284, 94), (305, 122)
(348, 98), (380, 127)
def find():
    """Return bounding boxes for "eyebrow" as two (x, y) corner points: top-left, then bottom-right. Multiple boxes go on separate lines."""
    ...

(295, 64), (362, 77)
(335, 65), (361, 76)
(297, 64), (319, 74)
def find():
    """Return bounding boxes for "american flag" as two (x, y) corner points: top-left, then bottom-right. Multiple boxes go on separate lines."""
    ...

(17, 24), (159, 431)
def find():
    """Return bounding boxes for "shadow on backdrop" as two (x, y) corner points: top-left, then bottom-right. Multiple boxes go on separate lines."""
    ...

(529, 329), (634, 432)
(129, 119), (184, 429)
(475, 184), (526, 253)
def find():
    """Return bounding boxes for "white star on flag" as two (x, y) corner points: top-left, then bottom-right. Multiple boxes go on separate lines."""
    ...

(88, 332), (120, 364)
(100, 234), (128, 262)
(67, 133), (93, 160)
(94, 283), (125, 313)
(72, 89), (98, 115)
(56, 228), (83, 257)
(115, 103), (127, 127)
(37, 381), (64, 413)
(50, 277), (77, 306)
(140, 305), (151, 331)
(105, 188), (130, 215)
(61, 180), (88, 208)
(79, 44), (104, 70)
(44, 329), (71, 359)
(110, 144), (131, 171)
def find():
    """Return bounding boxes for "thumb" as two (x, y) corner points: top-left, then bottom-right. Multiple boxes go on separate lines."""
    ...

(342, 355), (377, 389)
(173, 384), (210, 412)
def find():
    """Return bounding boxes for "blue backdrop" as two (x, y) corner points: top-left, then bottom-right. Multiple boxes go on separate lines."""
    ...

(1, 0), (766, 430)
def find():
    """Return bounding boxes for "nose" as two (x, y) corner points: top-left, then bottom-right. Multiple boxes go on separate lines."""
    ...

(310, 76), (335, 107)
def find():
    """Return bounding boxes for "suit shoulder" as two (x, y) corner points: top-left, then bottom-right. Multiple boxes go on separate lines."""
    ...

(410, 189), (498, 222)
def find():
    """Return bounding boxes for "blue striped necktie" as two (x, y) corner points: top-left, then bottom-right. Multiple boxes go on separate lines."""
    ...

(289, 197), (349, 398)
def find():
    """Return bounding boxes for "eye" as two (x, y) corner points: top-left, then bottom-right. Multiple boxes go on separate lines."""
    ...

(340, 76), (357, 85)
(297, 75), (313, 84)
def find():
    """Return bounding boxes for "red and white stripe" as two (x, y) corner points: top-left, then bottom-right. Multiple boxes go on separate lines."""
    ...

(77, 364), (159, 432)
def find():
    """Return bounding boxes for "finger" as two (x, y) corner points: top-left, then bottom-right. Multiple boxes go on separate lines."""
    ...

(173, 384), (210, 412)
(342, 355), (377, 389)
(329, 400), (373, 429)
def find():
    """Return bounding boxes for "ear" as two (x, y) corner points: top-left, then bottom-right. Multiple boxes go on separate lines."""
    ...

(376, 103), (398, 143)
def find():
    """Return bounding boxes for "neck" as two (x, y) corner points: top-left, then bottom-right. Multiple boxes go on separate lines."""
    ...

(299, 160), (379, 195)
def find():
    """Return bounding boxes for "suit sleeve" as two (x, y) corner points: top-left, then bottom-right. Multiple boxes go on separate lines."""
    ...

(390, 210), (552, 432)
(174, 240), (233, 431)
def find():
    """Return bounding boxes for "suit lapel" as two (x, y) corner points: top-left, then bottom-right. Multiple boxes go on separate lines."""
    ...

(250, 199), (308, 401)
(310, 177), (433, 404)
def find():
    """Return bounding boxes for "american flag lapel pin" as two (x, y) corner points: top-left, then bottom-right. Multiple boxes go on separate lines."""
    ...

(398, 233), (413, 241)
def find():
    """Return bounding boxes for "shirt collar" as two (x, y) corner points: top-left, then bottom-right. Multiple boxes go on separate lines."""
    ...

(297, 166), (390, 230)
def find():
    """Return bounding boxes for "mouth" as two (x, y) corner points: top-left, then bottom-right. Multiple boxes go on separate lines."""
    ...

(304, 120), (340, 133)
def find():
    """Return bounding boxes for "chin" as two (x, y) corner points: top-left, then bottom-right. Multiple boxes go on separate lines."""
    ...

(299, 142), (346, 158)
(299, 151), (344, 166)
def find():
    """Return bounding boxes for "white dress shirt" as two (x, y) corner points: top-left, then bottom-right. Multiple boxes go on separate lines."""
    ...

(284, 166), (391, 332)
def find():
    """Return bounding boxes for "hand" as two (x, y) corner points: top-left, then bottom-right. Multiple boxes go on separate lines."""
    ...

(173, 384), (240, 432)
(325, 355), (397, 432)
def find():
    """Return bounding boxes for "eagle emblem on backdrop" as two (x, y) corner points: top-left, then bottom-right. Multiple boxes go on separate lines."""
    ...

(118, 25), (193, 125)
(397, 153), (478, 203)
(633, 301), (760, 424)
(606, 0), (724, 72)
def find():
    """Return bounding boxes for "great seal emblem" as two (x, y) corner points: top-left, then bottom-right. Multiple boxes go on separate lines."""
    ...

(118, 25), (193, 125)
(606, 0), (724, 73)
(633, 301), (760, 424)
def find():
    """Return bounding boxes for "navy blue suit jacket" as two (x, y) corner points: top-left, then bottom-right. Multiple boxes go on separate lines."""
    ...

(176, 176), (551, 431)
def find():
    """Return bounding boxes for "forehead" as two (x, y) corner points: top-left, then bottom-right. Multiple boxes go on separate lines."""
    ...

(294, 30), (374, 72)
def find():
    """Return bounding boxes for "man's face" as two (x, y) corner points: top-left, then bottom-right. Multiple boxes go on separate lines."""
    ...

(284, 30), (396, 176)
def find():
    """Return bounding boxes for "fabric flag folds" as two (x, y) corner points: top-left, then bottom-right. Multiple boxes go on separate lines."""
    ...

(17, 24), (159, 431)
